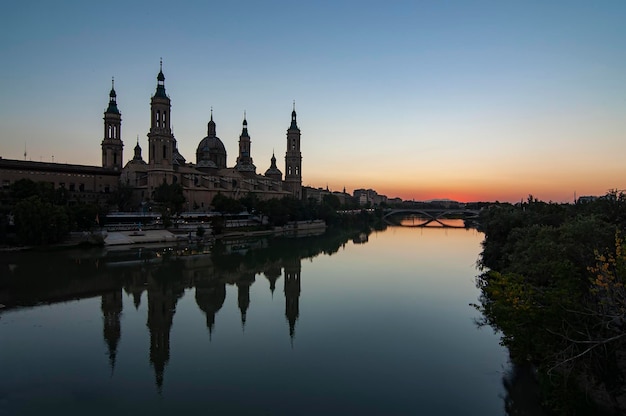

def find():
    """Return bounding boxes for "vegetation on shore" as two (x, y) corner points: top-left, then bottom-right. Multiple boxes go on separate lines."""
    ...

(0, 179), (385, 246)
(475, 192), (626, 415)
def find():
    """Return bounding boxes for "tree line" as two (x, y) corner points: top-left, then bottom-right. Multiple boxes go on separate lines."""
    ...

(475, 192), (626, 415)
(0, 179), (383, 246)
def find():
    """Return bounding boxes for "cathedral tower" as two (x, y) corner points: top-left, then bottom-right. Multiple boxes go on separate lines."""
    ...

(101, 78), (124, 170)
(146, 60), (176, 190)
(284, 103), (302, 199)
(235, 113), (256, 174)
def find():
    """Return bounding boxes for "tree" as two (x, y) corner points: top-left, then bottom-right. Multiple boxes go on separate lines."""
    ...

(10, 178), (54, 203)
(153, 182), (186, 214)
(211, 193), (244, 214)
(14, 195), (69, 245)
(322, 193), (341, 210)
(109, 181), (135, 211)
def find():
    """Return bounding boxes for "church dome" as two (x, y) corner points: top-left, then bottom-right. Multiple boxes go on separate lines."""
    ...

(196, 136), (226, 169)
(264, 153), (282, 181)
(196, 116), (227, 169)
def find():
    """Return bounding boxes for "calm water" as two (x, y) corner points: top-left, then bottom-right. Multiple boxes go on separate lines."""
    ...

(0, 222), (543, 415)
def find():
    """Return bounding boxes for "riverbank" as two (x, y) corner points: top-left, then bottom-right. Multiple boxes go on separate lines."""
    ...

(0, 220), (328, 251)
(475, 199), (626, 415)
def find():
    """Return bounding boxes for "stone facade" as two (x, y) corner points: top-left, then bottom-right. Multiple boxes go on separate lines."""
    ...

(0, 158), (120, 205)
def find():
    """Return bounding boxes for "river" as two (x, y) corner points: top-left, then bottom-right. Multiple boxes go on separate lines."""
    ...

(0, 221), (546, 415)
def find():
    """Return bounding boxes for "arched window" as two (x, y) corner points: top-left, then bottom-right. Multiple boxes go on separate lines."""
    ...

(295, 166), (299, 176)
(163, 145), (167, 160)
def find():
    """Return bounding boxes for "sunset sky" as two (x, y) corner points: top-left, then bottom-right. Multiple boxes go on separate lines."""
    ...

(1, 1), (625, 202)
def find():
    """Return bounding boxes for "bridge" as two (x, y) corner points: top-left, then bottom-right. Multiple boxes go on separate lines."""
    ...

(383, 208), (480, 228)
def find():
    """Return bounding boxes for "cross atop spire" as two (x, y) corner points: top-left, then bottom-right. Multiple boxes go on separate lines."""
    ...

(290, 101), (298, 130)
(106, 76), (119, 114)
(155, 59), (166, 97)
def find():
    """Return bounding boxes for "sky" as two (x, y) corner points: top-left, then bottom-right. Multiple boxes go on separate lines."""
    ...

(1, 0), (625, 203)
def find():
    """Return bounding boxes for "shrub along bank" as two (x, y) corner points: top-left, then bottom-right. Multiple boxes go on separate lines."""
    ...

(475, 193), (626, 415)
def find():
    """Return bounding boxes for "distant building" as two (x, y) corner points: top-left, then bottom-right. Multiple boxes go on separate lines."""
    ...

(576, 196), (598, 204)
(304, 186), (352, 206)
(353, 188), (387, 206)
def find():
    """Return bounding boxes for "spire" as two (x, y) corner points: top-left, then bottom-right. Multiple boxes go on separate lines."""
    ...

(207, 107), (216, 137)
(133, 135), (143, 161)
(106, 76), (120, 114)
(265, 150), (282, 180)
(290, 101), (298, 130)
(154, 58), (167, 98)
(241, 111), (249, 137)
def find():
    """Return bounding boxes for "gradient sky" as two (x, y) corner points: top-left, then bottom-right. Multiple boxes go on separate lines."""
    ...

(1, 1), (625, 202)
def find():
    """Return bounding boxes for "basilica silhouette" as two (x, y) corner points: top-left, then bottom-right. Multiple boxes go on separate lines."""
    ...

(113, 61), (303, 210)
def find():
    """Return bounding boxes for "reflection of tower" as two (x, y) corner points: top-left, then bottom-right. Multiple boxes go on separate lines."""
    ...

(263, 266), (282, 297)
(101, 289), (123, 372)
(284, 102), (302, 199)
(124, 270), (147, 310)
(284, 258), (301, 341)
(236, 274), (255, 327)
(147, 276), (178, 391)
(195, 280), (226, 336)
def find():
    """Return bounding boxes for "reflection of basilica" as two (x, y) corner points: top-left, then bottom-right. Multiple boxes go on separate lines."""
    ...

(100, 249), (308, 390)
(3, 228), (365, 391)
(101, 289), (122, 372)
(284, 258), (301, 340)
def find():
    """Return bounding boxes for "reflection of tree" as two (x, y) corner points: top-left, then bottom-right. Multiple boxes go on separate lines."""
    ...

(502, 364), (548, 416)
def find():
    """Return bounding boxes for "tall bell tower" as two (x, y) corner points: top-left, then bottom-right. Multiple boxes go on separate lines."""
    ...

(146, 60), (175, 189)
(101, 78), (124, 170)
(235, 112), (256, 174)
(284, 102), (302, 199)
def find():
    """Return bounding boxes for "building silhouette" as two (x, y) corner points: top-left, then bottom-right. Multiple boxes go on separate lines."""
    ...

(121, 62), (304, 210)
(0, 62), (304, 210)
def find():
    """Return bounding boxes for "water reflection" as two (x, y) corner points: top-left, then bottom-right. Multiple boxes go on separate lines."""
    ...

(0, 228), (358, 391)
(0, 225), (547, 415)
